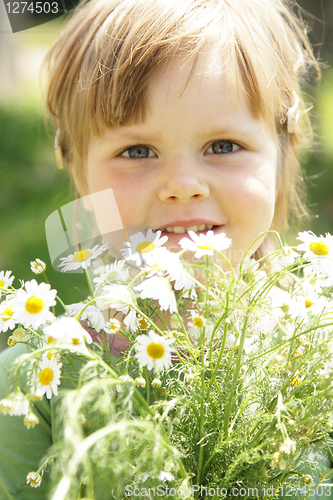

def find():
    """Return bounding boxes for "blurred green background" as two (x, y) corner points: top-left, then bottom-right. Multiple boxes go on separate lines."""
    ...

(0, 0), (332, 351)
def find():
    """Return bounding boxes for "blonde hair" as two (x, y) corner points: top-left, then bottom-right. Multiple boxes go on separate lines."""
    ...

(42, 0), (323, 250)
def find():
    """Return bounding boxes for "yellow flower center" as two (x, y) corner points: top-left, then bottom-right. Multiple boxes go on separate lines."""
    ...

(46, 352), (53, 361)
(73, 249), (93, 262)
(25, 296), (44, 314)
(309, 240), (329, 256)
(107, 271), (118, 280)
(47, 336), (56, 344)
(136, 241), (156, 254)
(0, 280), (4, 287)
(28, 474), (41, 486)
(71, 337), (81, 345)
(108, 323), (118, 331)
(147, 342), (165, 359)
(2, 306), (13, 321)
(39, 368), (54, 385)
(305, 298), (314, 308)
(139, 318), (149, 329)
(197, 244), (213, 250)
(193, 317), (204, 328)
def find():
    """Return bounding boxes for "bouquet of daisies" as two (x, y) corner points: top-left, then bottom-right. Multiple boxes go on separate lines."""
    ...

(1, 228), (333, 500)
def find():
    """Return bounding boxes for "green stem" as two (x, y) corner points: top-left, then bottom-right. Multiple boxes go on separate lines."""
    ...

(196, 327), (207, 485)
(84, 268), (94, 298)
(223, 315), (248, 438)
(143, 367), (150, 405)
(206, 316), (229, 397)
(56, 295), (70, 315)
(205, 255), (210, 317)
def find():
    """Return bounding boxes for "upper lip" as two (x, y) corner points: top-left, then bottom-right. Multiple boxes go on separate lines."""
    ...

(155, 220), (223, 229)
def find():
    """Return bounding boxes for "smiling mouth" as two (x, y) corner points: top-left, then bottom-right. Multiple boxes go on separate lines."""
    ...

(158, 224), (221, 234)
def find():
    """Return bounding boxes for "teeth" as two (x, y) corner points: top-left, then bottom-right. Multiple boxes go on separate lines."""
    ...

(161, 224), (216, 233)
(173, 226), (186, 233)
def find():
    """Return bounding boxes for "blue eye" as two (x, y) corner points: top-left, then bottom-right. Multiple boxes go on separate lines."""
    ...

(119, 140), (240, 159)
(206, 140), (240, 154)
(120, 145), (155, 159)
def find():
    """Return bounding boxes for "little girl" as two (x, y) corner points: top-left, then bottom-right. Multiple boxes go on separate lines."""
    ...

(0, 0), (328, 498)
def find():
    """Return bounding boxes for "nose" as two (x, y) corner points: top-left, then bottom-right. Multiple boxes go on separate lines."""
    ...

(158, 154), (210, 204)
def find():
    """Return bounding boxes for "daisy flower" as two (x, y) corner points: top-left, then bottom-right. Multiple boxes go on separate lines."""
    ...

(242, 259), (267, 284)
(144, 248), (197, 299)
(43, 317), (93, 354)
(102, 284), (136, 313)
(187, 311), (206, 339)
(179, 230), (231, 258)
(58, 243), (109, 272)
(32, 354), (62, 399)
(93, 259), (130, 291)
(302, 266), (323, 293)
(123, 308), (139, 332)
(143, 247), (176, 277)
(273, 288), (328, 321)
(11, 280), (56, 329)
(0, 392), (29, 416)
(134, 330), (175, 372)
(104, 318), (121, 334)
(8, 392), (29, 416)
(26, 472), (42, 488)
(172, 268), (197, 299)
(0, 300), (16, 332)
(66, 302), (105, 332)
(187, 311), (216, 341)
(278, 246), (299, 268)
(296, 231), (333, 269)
(121, 229), (168, 266)
(279, 438), (296, 455)
(24, 412), (39, 429)
(169, 313), (182, 330)
(298, 292), (328, 318)
(10, 326), (27, 343)
(271, 289), (303, 321)
(30, 259), (46, 275)
(134, 276), (177, 313)
(238, 336), (258, 356)
(0, 270), (14, 297)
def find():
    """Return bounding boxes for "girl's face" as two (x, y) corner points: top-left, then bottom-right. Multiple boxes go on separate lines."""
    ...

(86, 55), (278, 268)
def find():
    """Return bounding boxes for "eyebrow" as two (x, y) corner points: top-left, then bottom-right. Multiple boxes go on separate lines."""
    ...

(112, 124), (261, 142)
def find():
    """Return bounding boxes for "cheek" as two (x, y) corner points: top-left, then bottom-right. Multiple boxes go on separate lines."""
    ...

(90, 168), (153, 225)
(220, 167), (276, 226)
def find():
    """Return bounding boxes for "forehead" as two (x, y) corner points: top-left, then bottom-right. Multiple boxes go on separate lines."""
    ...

(148, 53), (241, 109)
(143, 53), (274, 140)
